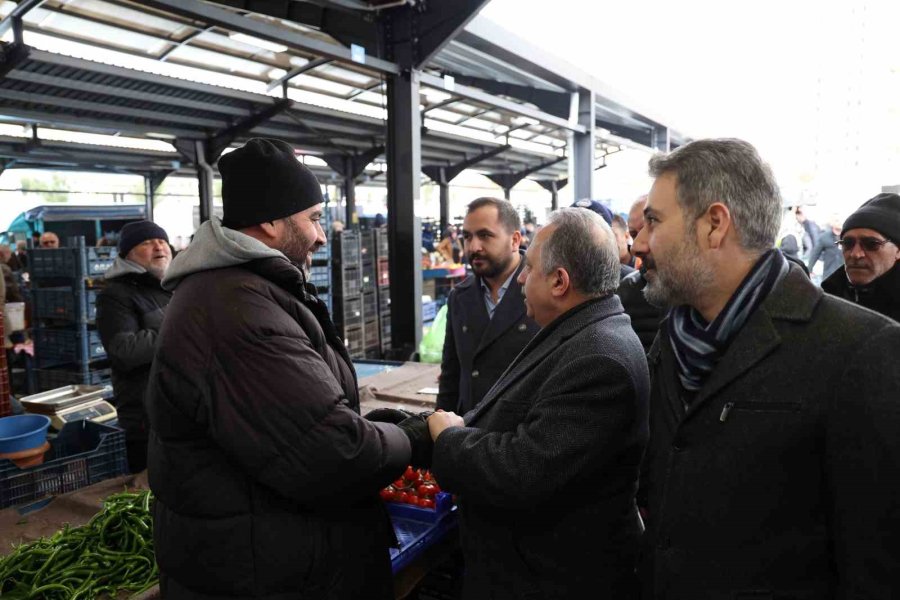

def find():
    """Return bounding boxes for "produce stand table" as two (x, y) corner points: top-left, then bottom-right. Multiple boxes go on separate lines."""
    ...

(357, 360), (441, 412)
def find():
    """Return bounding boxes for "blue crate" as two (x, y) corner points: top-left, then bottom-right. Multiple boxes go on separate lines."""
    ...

(34, 328), (106, 368)
(0, 420), (127, 509)
(29, 244), (117, 280)
(422, 300), (437, 323)
(309, 265), (330, 289)
(389, 495), (458, 574)
(34, 365), (111, 392)
(317, 292), (331, 312)
(30, 287), (99, 323)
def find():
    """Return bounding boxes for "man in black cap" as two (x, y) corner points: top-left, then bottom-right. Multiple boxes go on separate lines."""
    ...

(822, 192), (900, 322)
(96, 220), (172, 473)
(145, 138), (430, 600)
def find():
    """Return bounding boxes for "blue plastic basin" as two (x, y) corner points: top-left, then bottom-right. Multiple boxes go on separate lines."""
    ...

(0, 415), (52, 454)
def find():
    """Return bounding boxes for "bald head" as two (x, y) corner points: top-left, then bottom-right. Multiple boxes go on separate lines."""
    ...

(628, 195), (648, 240)
(40, 232), (60, 249)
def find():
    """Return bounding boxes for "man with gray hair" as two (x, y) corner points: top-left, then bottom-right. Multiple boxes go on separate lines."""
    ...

(634, 138), (900, 598)
(427, 207), (650, 599)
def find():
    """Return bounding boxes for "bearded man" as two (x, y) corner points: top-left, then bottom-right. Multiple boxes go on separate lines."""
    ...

(96, 220), (173, 473)
(437, 197), (540, 414)
(145, 138), (429, 600)
(633, 138), (900, 598)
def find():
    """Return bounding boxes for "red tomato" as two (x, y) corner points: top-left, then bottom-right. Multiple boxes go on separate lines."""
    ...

(417, 483), (437, 497)
(406, 493), (419, 505)
(420, 498), (435, 509)
(379, 488), (393, 501)
(393, 478), (406, 489)
(397, 492), (408, 503)
(404, 466), (417, 481)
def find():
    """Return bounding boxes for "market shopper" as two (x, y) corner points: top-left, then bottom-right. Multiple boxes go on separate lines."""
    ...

(39, 231), (60, 248)
(633, 139), (900, 598)
(806, 215), (844, 279)
(145, 138), (427, 600)
(616, 194), (664, 353)
(428, 208), (649, 600)
(95, 220), (172, 473)
(437, 197), (539, 414)
(822, 192), (900, 322)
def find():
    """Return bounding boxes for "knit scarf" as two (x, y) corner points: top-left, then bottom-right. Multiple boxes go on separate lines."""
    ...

(668, 249), (789, 393)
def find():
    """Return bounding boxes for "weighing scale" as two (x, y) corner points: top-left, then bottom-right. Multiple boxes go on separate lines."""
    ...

(20, 385), (117, 431)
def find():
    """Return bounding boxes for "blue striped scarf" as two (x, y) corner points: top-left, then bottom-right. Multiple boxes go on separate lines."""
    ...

(668, 249), (789, 393)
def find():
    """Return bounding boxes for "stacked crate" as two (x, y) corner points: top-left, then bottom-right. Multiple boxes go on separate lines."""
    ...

(28, 238), (115, 391)
(360, 230), (380, 358)
(374, 226), (391, 356)
(331, 231), (364, 358)
(309, 241), (331, 313)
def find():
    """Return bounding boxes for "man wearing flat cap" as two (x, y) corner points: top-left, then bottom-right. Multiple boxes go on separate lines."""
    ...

(96, 220), (173, 473)
(822, 192), (900, 322)
(146, 138), (430, 600)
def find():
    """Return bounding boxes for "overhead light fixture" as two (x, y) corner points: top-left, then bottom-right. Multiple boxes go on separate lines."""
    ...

(229, 33), (288, 54)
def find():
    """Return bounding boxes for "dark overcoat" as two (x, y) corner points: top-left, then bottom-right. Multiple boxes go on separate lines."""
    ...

(432, 295), (650, 600)
(639, 264), (900, 599)
(436, 253), (539, 414)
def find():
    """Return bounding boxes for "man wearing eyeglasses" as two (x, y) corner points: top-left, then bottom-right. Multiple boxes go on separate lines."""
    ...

(822, 193), (900, 322)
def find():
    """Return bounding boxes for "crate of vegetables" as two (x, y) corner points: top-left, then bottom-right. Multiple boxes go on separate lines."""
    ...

(382, 467), (458, 574)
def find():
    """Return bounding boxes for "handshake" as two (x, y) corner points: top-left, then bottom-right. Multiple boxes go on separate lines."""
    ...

(365, 408), (462, 468)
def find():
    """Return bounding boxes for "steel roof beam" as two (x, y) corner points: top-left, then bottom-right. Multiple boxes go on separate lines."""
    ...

(134, 0), (399, 74)
(267, 58), (332, 93)
(419, 72), (585, 134)
(421, 144), (510, 183)
(486, 155), (566, 195)
(444, 75), (570, 119)
(206, 98), (293, 162)
(158, 26), (213, 62)
(0, 106), (204, 138)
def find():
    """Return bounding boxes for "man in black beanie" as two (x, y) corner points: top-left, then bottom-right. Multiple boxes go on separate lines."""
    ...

(96, 220), (173, 473)
(822, 192), (900, 322)
(145, 138), (430, 600)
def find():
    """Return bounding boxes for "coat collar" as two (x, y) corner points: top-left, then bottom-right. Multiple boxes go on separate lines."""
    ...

(679, 264), (821, 418)
(474, 255), (529, 355)
(464, 294), (623, 425)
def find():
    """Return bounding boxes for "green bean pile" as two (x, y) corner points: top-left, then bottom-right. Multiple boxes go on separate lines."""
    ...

(0, 489), (157, 599)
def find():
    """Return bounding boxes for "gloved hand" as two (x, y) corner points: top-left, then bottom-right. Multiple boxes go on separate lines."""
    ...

(364, 408), (415, 424)
(396, 414), (433, 468)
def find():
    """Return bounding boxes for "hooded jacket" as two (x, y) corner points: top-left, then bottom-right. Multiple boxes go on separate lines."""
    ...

(96, 257), (171, 440)
(822, 261), (900, 323)
(146, 219), (411, 600)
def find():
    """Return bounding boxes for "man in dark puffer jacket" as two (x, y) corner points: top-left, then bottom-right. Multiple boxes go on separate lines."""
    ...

(96, 220), (172, 473)
(146, 139), (431, 600)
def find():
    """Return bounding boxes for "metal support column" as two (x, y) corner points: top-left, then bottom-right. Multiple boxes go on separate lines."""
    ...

(570, 90), (595, 201)
(144, 175), (155, 222)
(343, 170), (356, 227)
(386, 69), (423, 358)
(195, 140), (215, 224)
(439, 179), (450, 235)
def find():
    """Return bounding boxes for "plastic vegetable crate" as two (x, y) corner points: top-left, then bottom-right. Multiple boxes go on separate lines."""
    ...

(0, 420), (127, 509)
(388, 493), (458, 574)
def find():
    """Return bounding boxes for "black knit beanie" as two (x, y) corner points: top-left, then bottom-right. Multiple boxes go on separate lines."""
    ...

(118, 221), (169, 257)
(842, 193), (900, 243)
(218, 138), (324, 229)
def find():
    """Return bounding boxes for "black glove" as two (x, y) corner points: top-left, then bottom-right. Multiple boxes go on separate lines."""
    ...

(364, 408), (415, 424)
(397, 414), (433, 468)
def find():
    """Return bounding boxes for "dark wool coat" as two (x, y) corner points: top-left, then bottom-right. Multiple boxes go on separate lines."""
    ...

(617, 270), (664, 353)
(147, 254), (410, 600)
(433, 295), (650, 600)
(96, 260), (171, 440)
(437, 253), (539, 414)
(822, 262), (900, 323)
(639, 264), (900, 599)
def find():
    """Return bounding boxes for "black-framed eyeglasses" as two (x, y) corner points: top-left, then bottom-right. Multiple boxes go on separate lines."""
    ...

(835, 236), (893, 252)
